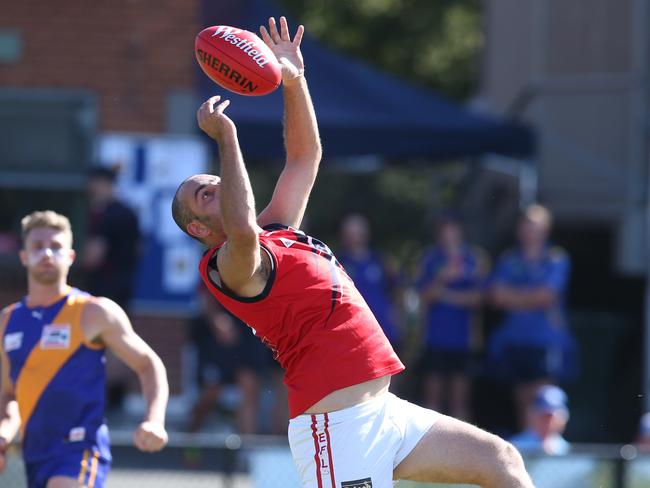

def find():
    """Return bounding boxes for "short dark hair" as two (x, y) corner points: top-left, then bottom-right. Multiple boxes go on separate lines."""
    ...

(172, 179), (213, 247)
(171, 183), (195, 238)
(88, 166), (118, 183)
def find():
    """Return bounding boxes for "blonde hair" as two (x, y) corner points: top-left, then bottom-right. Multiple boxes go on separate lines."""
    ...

(21, 210), (73, 246)
(524, 204), (552, 225)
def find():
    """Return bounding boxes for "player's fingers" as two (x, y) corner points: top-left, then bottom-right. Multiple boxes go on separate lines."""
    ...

(215, 99), (230, 113)
(292, 24), (304, 46)
(148, 436), (166, 451)
(259, 25), (273, 46)
(144, 432), (166, 452)
(133, 431), (146, 451)
(279, 16), (290, 41)
(268, 17), (281, 43)
(207, 95), (221, 113)
(201, 95), (219, 108)
(198, 96), (219, 120)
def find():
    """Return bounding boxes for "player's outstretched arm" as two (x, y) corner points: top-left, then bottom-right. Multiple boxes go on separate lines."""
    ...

(197, 96), (262, 295)
(0, 308), (21, 472)
(83, 298), (169, 452)
(257, 16), (322, 229)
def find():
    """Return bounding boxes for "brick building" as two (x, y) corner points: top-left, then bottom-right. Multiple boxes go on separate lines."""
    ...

(0, 0), (204, 396)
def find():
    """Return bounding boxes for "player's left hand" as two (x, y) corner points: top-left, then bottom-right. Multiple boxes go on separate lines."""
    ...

(133, 421), (168, 452)
(260, 16), (305, 84)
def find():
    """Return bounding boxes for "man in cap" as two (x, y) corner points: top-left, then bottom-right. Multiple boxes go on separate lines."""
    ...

(509, 384), (570, 455)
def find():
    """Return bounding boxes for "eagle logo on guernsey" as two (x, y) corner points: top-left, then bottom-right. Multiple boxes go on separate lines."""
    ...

(341, 478), (372, 488)
(40, 324), (71, 349)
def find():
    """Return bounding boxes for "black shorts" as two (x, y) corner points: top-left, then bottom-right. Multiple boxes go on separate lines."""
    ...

(491, 344), (563, 383)
(417, 348), (472, 376)
(193, 317), (270, 386)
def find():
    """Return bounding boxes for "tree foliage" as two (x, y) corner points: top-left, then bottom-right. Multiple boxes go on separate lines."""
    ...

(278, 0), (482, 100)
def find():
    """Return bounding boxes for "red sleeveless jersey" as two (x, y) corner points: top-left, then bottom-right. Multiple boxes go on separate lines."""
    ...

(198, 224), (404, 417)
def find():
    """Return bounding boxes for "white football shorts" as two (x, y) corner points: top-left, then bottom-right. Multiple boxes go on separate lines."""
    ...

(288, 392), (439, 488)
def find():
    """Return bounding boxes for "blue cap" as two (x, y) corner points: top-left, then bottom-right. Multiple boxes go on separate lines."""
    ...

(640, 412), (650, 435)
(533, 385), (568, 415)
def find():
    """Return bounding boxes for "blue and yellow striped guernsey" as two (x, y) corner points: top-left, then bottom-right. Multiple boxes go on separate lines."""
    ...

(3, 287), (111, 463)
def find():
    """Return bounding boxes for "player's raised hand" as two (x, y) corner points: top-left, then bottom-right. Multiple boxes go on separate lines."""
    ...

(133, 420), (168, 452)
(197, 95), (235, 142)
(260, 16), (304, 84)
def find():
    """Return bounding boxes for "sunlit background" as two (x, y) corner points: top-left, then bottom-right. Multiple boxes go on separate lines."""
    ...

(0, 0), (648, 487)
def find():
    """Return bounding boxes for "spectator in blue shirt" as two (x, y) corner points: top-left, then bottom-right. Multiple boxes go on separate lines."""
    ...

(487, 204), (577, 428)
(416, 214), (487, 420)
(337, 213), (402, 348)
(509, 384), (570, 456)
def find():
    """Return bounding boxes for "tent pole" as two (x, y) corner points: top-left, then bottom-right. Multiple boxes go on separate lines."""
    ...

(631, 0), (650, 414)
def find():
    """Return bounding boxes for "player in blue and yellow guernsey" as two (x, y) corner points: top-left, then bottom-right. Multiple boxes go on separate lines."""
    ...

(0, 211), (169, 488)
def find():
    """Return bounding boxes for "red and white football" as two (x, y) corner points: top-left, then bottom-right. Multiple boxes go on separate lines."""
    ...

(195, 25), (282, 96)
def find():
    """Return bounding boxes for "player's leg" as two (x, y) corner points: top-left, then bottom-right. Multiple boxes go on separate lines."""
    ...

(235, 367), (261, 434)
(48, 463), (109, 488)
(503, 344), (553, 429)
(289, 396), (402, 488)
(514, 378), (549, 429)
(449, 371), (470, 421)
(269, 365), (289, 434)
(446, 349), (472, 421)
(44, 447), (110, 488)
(46, 477), (82, 488)
(187, 383), (221, 432)
(421, 371), (444, 412)
(394, 413), (533, 488)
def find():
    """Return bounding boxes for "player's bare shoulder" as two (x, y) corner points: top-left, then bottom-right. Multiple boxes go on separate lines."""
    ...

(80, 296), (128, 345)
(0, 306), (11, 338)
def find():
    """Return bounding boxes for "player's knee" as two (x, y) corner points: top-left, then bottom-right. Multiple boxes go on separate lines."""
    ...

(492, 439), (532, 487)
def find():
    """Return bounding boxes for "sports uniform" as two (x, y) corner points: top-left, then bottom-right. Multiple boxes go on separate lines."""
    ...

(199, 224), (437, 487)
(2, 288), (111, 488)
(416, 245), (485, 375)
(487, 246), (577, 383)
(338, 250), (400, 347)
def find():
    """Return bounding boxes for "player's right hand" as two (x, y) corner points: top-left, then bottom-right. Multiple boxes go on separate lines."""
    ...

(133, 421), (168, 453)
(197, 96), (235, 142)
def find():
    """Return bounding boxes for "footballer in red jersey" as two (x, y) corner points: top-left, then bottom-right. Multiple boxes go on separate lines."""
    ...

(172, 16), (533, 488)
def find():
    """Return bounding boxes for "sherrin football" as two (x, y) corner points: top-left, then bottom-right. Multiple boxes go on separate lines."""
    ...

(195, 25), (282, 96)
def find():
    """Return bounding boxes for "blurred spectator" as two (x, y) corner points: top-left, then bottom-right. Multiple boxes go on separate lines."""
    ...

(487, 204), (577, 428)
(0, 231), (20, 254)
(266, 357), (290, 435)
(337, 213), (402, 348)
(509, 384), (570, 456)
(0, 195), (20, 254)
(82, 166), (140, 307)
(415, 214), (487, 420)
(82, 166), (141, 410)
(636, 412), (650, 451)
(187, 285), (266, 434)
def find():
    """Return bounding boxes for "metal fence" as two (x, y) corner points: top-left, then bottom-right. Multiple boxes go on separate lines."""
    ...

(2, 434), (650, 488)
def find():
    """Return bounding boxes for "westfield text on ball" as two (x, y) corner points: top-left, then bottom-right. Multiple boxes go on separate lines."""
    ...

(195, 25), (282, 96)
